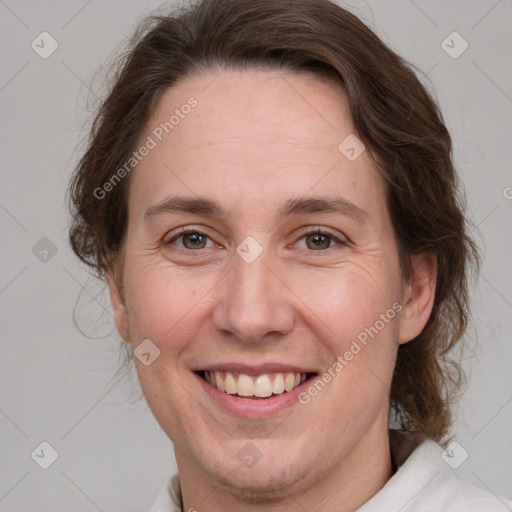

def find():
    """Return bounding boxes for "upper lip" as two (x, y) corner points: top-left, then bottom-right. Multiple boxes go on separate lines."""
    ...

(194, 362), (318, 376)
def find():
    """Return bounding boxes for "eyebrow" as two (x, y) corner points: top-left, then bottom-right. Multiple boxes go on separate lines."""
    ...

(144, 195), (369, 224)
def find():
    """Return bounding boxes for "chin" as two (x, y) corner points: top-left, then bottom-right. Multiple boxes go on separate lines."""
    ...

(195, 438), (319, 503)
(209, 461), (313, 504)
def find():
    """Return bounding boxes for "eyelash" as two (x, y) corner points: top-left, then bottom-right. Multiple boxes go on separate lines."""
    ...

(165, 226), (346, 252)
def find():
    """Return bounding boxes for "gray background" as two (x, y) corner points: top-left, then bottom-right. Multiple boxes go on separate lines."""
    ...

(0, 0), (511, 510)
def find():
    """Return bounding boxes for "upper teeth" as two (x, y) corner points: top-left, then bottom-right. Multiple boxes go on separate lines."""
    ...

(204, 371), (307, 398)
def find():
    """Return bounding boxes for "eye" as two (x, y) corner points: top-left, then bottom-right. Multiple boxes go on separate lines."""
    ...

(164, 227), (346, 252)
(295, 228), (345, 251)
(165, 228), (216, 250)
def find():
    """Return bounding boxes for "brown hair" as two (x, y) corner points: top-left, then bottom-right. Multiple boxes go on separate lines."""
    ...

(67, 0), (479, 447)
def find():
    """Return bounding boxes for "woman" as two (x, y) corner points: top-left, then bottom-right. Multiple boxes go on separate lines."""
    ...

(67, 0), (512, 510)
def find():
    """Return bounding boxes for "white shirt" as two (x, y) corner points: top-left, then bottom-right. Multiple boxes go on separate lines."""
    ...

(148, 438), (512, 511)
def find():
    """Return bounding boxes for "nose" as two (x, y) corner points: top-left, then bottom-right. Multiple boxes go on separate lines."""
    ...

(212, 248), (295, 345)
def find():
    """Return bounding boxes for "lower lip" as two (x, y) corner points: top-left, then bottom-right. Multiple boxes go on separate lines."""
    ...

(195, 372), (315, 418)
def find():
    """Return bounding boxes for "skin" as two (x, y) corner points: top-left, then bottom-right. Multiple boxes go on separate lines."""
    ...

(108, 68), (437, 511)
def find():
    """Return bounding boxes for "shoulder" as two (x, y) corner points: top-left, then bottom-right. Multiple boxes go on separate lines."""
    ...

(357, 438), (512, 512)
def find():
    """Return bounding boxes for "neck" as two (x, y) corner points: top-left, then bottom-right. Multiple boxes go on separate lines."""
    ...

(176, 423), (394, 512)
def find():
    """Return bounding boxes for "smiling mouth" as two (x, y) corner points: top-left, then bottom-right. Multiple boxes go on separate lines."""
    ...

(197, 370), (317, 399)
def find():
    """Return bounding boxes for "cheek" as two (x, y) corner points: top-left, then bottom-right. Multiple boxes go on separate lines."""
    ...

(297, 261), (400, 337)
(290, 261), (401, 399)
(122, 258), (210, 345)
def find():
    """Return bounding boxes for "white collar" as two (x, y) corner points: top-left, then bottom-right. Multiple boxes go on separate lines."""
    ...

(357, 439), (512, 511)
(148, 433), (512, 511)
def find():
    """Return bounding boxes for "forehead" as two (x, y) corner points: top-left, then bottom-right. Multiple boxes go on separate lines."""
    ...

(128, 68), (385, 221)
(149, 68), (352, 156)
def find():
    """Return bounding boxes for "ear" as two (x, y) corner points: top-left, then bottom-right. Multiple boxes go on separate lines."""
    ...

(398, 252), (437, 345)
(107, 257), (130, 343)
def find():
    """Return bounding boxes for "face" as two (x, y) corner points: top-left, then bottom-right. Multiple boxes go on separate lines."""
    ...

(109, 68), (435, 502)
